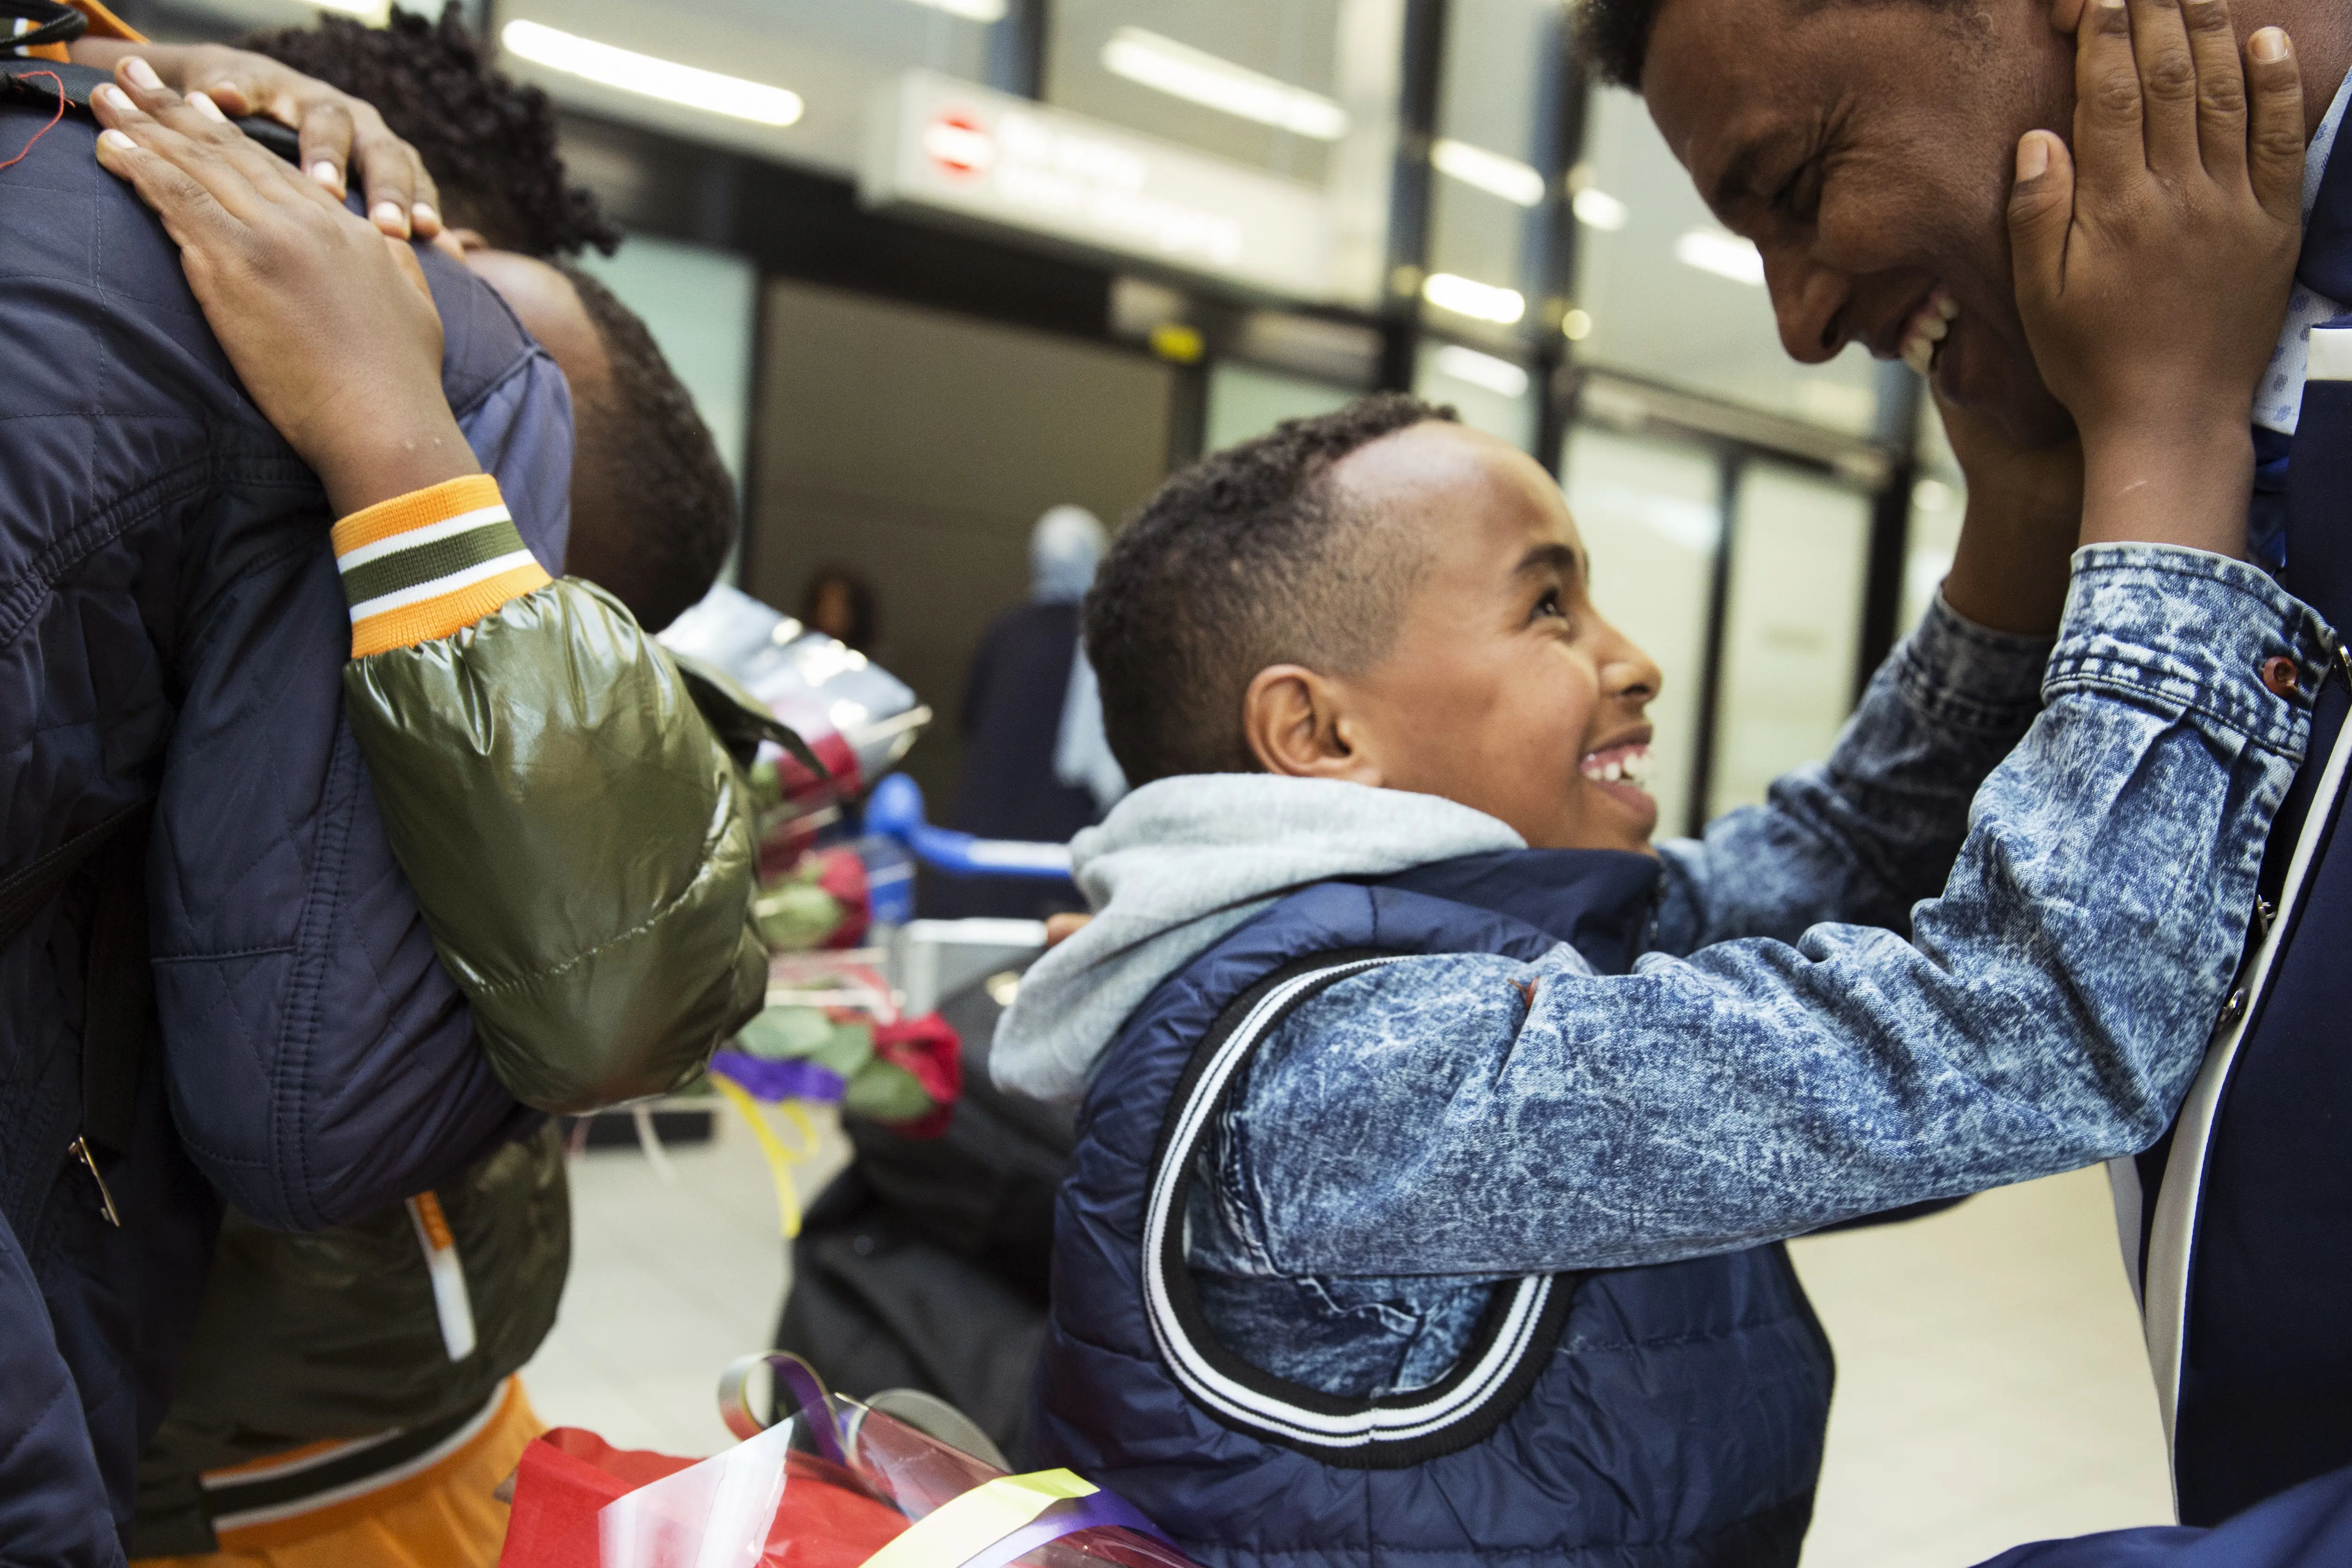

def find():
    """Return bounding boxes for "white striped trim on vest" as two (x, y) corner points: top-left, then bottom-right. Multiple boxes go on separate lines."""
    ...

(1141, 954), (1567, 1460)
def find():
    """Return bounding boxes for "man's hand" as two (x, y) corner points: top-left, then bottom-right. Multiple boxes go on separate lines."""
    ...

(1936, 391), (2085, 636)
(2007, 0), (2303, 556)
(73, 41), (441, 239)
(90, 62), (479, 518)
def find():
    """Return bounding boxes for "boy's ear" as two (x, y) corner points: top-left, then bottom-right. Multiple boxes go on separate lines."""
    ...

(1242, 664), (1382, 784)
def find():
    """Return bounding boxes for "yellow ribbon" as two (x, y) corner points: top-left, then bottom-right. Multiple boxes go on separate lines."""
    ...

(859, 1471), (1100, 1568)
(707, 1073), (817, 1238)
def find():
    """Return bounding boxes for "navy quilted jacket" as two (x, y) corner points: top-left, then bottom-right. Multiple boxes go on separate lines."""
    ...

(0, 103), (571, 1563)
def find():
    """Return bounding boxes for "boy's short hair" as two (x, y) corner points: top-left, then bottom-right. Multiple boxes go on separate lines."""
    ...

(242, 3), (622, 258)
(1085, 393), (1456, 785)
(558, 264), (738, 632)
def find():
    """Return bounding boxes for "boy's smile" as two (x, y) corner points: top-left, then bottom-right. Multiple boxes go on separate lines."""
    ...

(1241, 421), (1665, 854)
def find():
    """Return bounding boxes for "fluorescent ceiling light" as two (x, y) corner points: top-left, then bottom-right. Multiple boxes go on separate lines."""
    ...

(1571, 187), (1628, 232)
(1431, 138), (1545, 207)
(1421, 272), (1526, 326)
(313, 0), (388, 17)
(500, 20), (804, 127)
(1433, 345), (1530, 398)
(1674, 227), (1765, 286)
(1100, 27), (1349, 142)
(902, 0), (1008, 18)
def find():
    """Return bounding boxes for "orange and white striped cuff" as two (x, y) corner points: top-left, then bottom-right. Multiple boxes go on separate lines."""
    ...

(331, 475), (552, 658)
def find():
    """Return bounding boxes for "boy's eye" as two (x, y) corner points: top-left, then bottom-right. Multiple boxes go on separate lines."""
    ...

(1533, 587), (1567, 622)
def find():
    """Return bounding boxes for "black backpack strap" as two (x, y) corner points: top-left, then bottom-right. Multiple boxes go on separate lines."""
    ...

(0, 0), (87, 54)
(0, 799), (153, 1225)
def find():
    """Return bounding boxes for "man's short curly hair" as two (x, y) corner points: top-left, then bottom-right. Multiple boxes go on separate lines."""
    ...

(1573, 0), (1671, 88)
(559, 265), (738, 632)
(1084, 393), (1456, 785)
(242, 3), (621, 257)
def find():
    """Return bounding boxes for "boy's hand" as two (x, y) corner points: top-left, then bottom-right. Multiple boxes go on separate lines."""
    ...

(2007, 0), (2302, 556)
(91, 63), (479, 519)
(72, 41), (441, 239)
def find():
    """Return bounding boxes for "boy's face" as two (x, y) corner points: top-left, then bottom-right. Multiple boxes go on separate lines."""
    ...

(1253, 423), (1663, 854)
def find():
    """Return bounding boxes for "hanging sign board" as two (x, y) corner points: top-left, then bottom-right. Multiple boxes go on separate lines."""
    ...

(862, 70), (1332, 302)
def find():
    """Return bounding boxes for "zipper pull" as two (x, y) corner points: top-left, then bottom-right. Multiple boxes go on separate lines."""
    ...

(70, 1137), (120, 1228)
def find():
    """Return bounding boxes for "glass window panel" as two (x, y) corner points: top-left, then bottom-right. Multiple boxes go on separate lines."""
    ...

(1897, 394), (1967, 638)
(1424, 0), (1556, 309)
(1046, 0), (1347, 183)
(500, 0), (994, 175)
(1570, 86), (1880, 436)
(1561, 426), (1722, 841)
(1205, 362), (1359, 450)
(574, 235), (759, 496)
(1707, 463), (1871, 819)
(1415, 341), (1535, 450)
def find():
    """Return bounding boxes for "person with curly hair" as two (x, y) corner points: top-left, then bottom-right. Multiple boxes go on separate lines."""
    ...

(79, 4), (736, 633)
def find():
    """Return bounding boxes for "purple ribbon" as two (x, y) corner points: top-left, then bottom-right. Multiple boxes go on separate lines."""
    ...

(710, 1051), (846, 1104)
(767, 1354), (848, 1465)
(952, 1491), (1183, 1568)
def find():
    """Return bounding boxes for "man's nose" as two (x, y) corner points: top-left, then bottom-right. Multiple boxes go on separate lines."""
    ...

(1762, 245), (1850, 366)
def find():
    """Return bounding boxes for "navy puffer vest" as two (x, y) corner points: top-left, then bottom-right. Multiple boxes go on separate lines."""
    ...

(1033, 850), (1833, 1567)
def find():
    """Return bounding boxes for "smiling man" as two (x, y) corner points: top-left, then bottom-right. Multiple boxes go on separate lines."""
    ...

(1583, 0), (2352, 1552)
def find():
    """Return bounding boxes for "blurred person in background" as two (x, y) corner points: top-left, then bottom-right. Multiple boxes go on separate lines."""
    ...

(800, 563), (880, 654)
(929, 507), (1126, 919)
(54, 18), (756, 1567)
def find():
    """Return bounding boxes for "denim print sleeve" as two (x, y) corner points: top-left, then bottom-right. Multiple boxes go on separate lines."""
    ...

(1653, 592), (2054, 956)
(1224, 547), (2330, 1278)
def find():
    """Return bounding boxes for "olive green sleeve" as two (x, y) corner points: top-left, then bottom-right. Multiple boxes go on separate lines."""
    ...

(340, 576), (768, 1112)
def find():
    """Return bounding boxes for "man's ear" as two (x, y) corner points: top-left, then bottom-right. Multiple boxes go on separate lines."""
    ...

(1242, 664), (1382, 784)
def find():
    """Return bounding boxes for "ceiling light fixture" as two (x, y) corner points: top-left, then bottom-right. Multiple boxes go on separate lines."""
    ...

(1571, 187), (1629, 231)
(902, 0), (1008, 18)
(1561, 307), (1593, 341)
(1433, 345), (1530, 398)
(311, 0), (388, 18)
(1430, 138), (1545, 208)
(1674, 227), (1765, 286)
(500, 20), (804, 127)
(1100, 27), (1349, 141)
(1421, 272), (1526, 325)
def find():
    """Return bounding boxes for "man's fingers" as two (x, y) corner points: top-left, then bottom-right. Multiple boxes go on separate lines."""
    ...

(290, 96), (356, 204)
(380, 233), (437, 309)
(93, 127), (247, 256)
(2125, 0), (2203, 177)
(2244, 27), (2305, 219)
(2008, 130), (2077, 312)
(2050, 0), (2090, 33)
(2074, 0), (2147, 185)
(92, 77), (272, 226)
(2180, 0), (2248, 181)
(349, 112), (421, 240)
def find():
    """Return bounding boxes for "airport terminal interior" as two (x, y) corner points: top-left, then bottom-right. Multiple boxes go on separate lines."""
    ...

(31, 0), (2218, 1562)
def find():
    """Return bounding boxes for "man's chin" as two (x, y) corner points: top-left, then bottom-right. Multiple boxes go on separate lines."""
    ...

(1934, 340), (2076, 450)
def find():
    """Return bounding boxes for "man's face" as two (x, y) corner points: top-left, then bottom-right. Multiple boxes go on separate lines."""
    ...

(1643, 0), (2077, 444)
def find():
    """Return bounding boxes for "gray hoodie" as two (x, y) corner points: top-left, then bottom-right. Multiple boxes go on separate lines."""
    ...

(989, 774), (1523, 1101)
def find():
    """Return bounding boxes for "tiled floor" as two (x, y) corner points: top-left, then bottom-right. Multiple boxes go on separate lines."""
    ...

(1789, 1165), (2175, 1566)
(526, 1125), (2176, 1564)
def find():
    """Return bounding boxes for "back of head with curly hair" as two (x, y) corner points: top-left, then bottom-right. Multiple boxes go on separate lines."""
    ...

(241, 2), (621, 257)
(557, 265), (738, 632)
(1084, 393), (1456, 786)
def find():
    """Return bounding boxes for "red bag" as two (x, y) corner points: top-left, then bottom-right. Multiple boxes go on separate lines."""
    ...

(500, 1427), (908, 1568)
